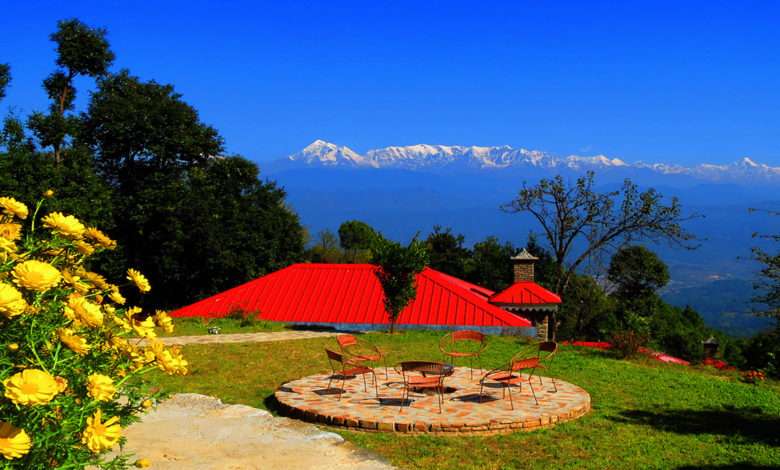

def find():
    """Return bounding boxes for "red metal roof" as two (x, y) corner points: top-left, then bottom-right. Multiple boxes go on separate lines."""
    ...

(171, 263), (532, 328)
(488, 281), (562, 306)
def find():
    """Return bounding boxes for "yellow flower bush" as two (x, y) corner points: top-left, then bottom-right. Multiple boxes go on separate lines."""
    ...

(0, 196), (186, 468)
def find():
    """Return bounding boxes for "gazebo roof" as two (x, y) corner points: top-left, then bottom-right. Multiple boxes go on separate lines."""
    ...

(489, 281), (561, 309)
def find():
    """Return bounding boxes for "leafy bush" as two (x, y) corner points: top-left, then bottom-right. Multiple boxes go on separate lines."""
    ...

(611, 330), (649, 358)
(0, 195), (187, 468)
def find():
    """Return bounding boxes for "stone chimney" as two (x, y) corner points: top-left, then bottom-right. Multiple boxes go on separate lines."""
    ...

(511, 248), (538, 283)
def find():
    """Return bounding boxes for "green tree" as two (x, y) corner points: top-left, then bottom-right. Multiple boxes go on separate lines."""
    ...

(425, 225), (470, 279)
(27, 19), (114, 161)
(372, 238), (429, 333)
(338, 220), (378, 262)
(503, 172), (695, 339)
(307, 229), (345, 263)
(608, 245), (670, 306)
(557, 273), (616, 340)
(751, 209), (780, 327)
(466, 236), (515, 291)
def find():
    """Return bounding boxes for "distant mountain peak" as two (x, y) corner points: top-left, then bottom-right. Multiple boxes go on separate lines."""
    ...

(282, 141), (780, 183)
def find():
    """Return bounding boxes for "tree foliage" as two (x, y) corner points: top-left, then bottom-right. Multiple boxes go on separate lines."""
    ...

(608, 245), (670, 299)
(0, 19), (305, 311)
(425, 225), (470, 279)
(372, 238), (428, 332)
(0, 63), (10, 102)
(503, 171), (696, 339)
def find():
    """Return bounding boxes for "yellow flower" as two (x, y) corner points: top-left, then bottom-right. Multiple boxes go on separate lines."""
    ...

(41, 212), (86, 239)
(54, 376), (68, 393)
(0, 223), (21, 241)
(141, 399), (153, 409)
(132, 316), (157, 339)
(43, 189), (54, 198)
(0, 197), (28, 220)
(108, 288), (126, 305)
(0, 421), (32, 460)
(62, 270), (90, 294)
(84, 227), (116, 249)
(3, 369), (59, 405)
(134, 458), (152, 468)
(12, 260), (61, 292)
(126, 269), (151, 293)
(154, 310), (174, 334)
(87, 374), (116, 402)
(58, 328), (90, 355)
(74, 240), (95, 256)
(68, 295), (103, 327)
(0, 283), (27, 319)
(81, 409), (121, 453)
(156, 346), (188, 376)
(0, 237), (15, 253)
(81, 271), (109, 290)
(7, 343), (19, 352)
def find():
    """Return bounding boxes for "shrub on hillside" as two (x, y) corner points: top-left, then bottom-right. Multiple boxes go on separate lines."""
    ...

(0, 195), (187, 468)
(611, 330), (649, 358)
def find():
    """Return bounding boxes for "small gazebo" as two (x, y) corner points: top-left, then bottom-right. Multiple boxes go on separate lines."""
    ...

(488, 249), (561, 340)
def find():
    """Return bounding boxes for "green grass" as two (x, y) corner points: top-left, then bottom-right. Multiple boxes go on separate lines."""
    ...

(161, 316), (288, 336)
(143, 330), (780, 469)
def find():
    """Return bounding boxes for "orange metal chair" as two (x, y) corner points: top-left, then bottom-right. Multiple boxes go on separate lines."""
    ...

(536, 341), (558, 392)
(439, 330), (487, 379)
(479, 354), (540, 408)
(399, 361), (449, 414)
(336, 334), (389, 379)
(324, 349), (378, 400)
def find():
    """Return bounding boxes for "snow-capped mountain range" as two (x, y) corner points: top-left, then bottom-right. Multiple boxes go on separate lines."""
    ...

(285, 139), (780, 183)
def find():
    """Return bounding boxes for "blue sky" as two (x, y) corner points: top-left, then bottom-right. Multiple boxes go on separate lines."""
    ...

(1, 1), (779, 165)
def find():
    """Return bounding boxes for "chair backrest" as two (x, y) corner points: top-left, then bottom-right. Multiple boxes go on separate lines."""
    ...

(452, 330), (485, 343)
(510, 356), (540, 372)
(325, 349), (344, 364)
(400, 361), (447, 375)
(337, 334), (358, 349)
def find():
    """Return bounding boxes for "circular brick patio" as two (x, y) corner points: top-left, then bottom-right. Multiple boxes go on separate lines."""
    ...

(275, 367), (591, 435)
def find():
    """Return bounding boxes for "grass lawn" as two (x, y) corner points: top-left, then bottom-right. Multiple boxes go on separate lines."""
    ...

(143, 329), (780, 469)
(160, 316), (288, 336)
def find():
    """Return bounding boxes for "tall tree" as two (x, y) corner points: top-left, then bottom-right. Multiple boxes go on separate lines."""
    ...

(503, 172), (695, 339)
(425, 225), (470, 279)
(27, 19), (114, 161)
(372, 238), (429, 333)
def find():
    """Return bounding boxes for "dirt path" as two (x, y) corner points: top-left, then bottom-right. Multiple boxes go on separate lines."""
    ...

(153, 330), (339, 346)
(122, 393), (394, 470)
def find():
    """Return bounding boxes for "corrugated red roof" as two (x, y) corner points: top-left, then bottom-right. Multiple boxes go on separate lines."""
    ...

(171, 263), (532, 328)
(489, 281), (562, 306)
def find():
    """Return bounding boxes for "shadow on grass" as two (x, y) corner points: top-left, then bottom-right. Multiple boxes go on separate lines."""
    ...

(612, 406), (780, 447)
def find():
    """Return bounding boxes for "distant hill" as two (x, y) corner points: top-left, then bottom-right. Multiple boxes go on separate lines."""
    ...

(262, 140), (780, 336)
(662, 279), (776, 336)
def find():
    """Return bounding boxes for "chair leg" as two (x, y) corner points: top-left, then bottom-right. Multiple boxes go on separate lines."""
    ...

(528, 375), (539, 405)
(362, 373), (368, 392)
(507, 383), (514, 410)
(373, 371), (379, 398)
